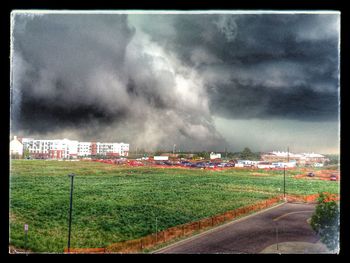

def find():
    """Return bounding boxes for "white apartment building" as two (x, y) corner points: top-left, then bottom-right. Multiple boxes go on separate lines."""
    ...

(77, 142), (92, 156)
(22, 138), (78, 159)
(21, 137), (129, 159)
(96, 142), (129, 157)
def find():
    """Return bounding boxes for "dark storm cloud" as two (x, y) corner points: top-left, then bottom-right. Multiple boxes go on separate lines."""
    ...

(10, 12), (227, 150)
(11, 12), (339, 151)
(210, 82), (339, 121)
(138, 14), (339, 121)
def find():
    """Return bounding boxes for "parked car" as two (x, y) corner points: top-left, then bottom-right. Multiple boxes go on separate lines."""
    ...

(307, 172), (315, 177)
(195, 162), (207, 168)
(330, 174), (338, 181)
(180, 161), (192, 166)
(208, 162), (217, 168)
(190, 163), (199, 168)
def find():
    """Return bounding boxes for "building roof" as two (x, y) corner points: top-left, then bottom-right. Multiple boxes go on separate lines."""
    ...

(265, 151), (324, 158)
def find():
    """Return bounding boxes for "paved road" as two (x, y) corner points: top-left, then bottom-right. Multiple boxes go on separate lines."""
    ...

(154, 202), (319, 254)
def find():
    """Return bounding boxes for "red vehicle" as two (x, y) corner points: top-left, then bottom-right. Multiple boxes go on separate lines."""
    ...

(330, 174), (338, 181)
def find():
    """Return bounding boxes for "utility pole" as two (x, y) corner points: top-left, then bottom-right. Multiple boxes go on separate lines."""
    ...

(67, 173), (76, 253)
(287, 146), (289, 163)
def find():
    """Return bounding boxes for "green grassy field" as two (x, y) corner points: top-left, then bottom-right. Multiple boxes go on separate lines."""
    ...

(9, 160), (339, 252)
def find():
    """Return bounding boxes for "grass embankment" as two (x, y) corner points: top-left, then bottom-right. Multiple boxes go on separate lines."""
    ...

(9, 160), (339, 252)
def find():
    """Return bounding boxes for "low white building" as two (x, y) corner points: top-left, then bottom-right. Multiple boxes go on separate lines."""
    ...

(154, 156), (169, 161)
(210, 152), (221, 160)
(271, 161), (296, 168)
(262, 151), (328, 165)
(237, 160), (258, 166)
(257, 162), (274, 169)
(10, 136), (23, 157)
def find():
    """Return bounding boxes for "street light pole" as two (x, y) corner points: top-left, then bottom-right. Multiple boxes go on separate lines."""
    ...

(67, 173), (76, 253)
(276, 222), (279, 251)
(283, 166), (286, 198)
(24, 224), (28, 254)
(155, 217), (158, 243)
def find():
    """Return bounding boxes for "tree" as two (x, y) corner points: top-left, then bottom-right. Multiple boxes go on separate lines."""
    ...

(310, 192), (340, 252)
(240, 147), (253, 159)
(197, 151), (209, 159)
(23, 149), (30, 159)
(324, 154), (340, 166)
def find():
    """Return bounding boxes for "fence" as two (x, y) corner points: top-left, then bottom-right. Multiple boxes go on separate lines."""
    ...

(64, 248), (106, 253)
(105, 195), (283, 253)
(285, 193), (320, 203)
(66, 193), (336, 253)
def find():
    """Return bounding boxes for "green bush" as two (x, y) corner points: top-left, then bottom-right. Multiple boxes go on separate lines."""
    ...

(310, 192), (340, 252)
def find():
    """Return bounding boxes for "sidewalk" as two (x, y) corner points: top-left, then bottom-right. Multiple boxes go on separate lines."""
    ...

(259, 241), (332, 254)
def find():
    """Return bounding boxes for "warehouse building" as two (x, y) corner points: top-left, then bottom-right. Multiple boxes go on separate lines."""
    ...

(261, 151), (329, 165)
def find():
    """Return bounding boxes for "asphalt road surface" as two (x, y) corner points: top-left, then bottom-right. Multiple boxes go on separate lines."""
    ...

(154, 202), (319, 254)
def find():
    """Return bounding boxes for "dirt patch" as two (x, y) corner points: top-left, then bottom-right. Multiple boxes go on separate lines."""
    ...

(9, 245), (32, 254)
(9, 213), (16, 222)
(293, 169), (340, 181)
(251, 172), (271, 177)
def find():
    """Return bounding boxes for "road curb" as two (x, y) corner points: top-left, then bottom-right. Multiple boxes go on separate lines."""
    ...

(152, 201), (288, 253)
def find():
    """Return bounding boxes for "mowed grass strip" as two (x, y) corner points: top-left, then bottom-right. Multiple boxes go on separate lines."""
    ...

(9, 160), (339, 252)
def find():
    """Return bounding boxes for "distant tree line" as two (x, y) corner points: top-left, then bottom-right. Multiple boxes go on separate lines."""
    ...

(237, 147), (261, 160)
(323, 154), (339, 165)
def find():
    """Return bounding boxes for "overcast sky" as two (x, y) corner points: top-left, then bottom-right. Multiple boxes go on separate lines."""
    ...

(10, 11), (340, 153)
